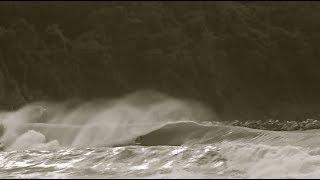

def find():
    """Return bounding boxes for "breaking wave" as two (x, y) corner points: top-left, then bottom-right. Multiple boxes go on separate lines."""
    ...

(137, 121), (320, 148)
(1, 91), (320, 178)
(0, 90), (215, 151)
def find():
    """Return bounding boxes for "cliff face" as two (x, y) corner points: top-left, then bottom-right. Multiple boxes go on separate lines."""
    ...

(1, 1), (320, 121)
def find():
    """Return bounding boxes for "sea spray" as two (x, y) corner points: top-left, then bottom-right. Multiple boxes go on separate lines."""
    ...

(0, 90), (215, 150)
(7, 130), (60, 151)
(1, 91), (320, 178)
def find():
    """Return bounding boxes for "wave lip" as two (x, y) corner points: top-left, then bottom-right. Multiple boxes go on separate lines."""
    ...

(135, 121), (320, 148)
(135, 121), (257, 146)
(0, 91), (215, 150)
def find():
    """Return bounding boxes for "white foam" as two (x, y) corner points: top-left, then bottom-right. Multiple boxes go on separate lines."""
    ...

(219, 141), (320, 178)
(0, 91), (215, 150)
(7, 130), (60, 151)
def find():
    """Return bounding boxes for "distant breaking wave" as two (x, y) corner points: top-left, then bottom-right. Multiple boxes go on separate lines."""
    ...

(137, 121), (320, 148)
(0, 90), (216, 151)
(1, 91), (320, 178)
(1, 90), (320, 151)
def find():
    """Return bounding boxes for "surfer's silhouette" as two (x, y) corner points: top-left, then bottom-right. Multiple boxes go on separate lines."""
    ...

(134, 136), (142, 145)
(0, 142), (4, 151)
(0, 123), (3, 136)
(0, 123), (5, 151)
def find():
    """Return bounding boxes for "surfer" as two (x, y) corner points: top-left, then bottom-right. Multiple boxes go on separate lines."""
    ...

(0, 142), (4, 151)
(134, 136), (142, 145)
(0, 123), (4, 137)
(0, 123), (5, 151)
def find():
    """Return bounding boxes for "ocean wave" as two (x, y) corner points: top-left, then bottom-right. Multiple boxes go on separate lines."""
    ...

(2, 142), (320, 178)
(0, 92), (215, 151)
(136, 121), (320, 148)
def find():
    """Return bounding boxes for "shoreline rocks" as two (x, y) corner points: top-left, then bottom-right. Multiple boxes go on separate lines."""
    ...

(229, 119), (320, 131)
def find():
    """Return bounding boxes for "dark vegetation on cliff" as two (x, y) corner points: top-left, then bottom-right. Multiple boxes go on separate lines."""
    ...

(1, 1), (320, 121)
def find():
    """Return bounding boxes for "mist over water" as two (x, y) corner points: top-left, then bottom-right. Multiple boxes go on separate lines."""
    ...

(0, 90), (215, 150)
(1, 91), (320, 178)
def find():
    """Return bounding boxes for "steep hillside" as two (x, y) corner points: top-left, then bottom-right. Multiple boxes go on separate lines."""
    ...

(1, 1), (320, 121)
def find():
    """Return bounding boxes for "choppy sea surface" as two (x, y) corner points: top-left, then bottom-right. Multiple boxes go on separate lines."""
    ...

(1, 93), (320, 178)
(2, 121), (320, 179)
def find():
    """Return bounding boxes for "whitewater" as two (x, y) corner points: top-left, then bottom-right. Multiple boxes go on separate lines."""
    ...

(1, 91), (320, 178)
